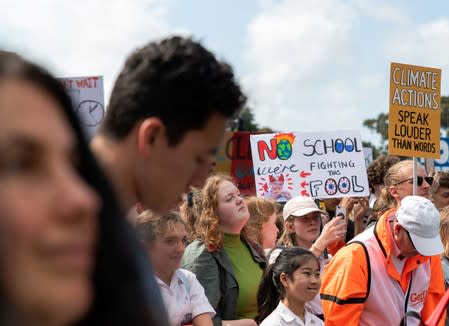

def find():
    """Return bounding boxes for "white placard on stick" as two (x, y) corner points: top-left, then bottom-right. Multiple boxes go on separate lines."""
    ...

(59, 76), (105, 139)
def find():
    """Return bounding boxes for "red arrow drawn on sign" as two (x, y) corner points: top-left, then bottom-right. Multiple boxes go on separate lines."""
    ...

(301, 190), (310, 196)
(300, 170), (311, 178)
(300, 181), (309, 188)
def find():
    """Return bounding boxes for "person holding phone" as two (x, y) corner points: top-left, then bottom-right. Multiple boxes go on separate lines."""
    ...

(276, 196), (346, 319)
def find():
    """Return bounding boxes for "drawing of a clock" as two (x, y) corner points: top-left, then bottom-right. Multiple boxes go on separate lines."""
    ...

(76, 100), (105, 127)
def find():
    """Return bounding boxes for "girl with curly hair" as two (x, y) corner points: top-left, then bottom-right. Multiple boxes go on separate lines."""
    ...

(182, 175), (266, 326)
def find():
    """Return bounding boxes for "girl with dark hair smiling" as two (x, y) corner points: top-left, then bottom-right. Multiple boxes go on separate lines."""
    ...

(256, 247), (323, 326)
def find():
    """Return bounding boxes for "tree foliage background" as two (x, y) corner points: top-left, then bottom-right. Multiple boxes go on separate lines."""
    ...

(363, 95), (449, 158)
(230, 106), (273, 132)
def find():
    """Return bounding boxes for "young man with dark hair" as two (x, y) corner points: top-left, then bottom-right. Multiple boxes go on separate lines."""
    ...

(91, 36), (246, 325)
(92, 36), (246, 214)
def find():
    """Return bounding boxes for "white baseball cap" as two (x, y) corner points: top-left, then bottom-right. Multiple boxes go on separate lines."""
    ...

(283, 196), (322, 221)
(396, 196), (443, 256)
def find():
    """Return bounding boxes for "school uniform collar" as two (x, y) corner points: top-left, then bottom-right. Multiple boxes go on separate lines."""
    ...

(277, 301), (303, 324)
(277, 301), (319, 324)
(155, 270), (184, 289)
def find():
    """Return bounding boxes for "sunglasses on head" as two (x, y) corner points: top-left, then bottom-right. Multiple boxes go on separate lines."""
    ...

(395, 176), (434, 186)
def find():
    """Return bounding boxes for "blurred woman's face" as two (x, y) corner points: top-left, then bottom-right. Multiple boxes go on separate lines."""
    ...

(217, 180), (249, 234)
(0, 80), (100, 325)
(261, 212), (278, 249)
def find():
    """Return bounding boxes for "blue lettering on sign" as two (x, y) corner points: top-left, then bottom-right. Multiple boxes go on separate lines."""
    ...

(303, 137), (362, 157)
(419, 138), (449, 170)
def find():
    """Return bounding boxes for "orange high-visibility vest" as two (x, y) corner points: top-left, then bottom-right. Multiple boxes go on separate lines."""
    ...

(320, 209), (446, 326)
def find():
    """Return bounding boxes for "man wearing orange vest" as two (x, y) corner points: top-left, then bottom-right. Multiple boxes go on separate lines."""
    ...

(321, 195), (444, 325)
(321, 160), (446, 325)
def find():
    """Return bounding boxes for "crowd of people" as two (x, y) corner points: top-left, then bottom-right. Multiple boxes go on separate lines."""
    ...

(1, 35), (449, 326)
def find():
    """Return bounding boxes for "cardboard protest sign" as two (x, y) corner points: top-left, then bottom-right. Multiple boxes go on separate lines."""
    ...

(363, 147), (373, 167)
(230, 132), (256, 195)
(295, 130), (370, 198)
(59, 76), (105, 139)
(418, 137), (449, 171)
(388, 63), (441, 158)
(214, 131), (233, 174)
(435, 137), (449, 170)
(250, 131), (369, 200)
(214, 131), (256, 195)
(250, 132), (298, 202)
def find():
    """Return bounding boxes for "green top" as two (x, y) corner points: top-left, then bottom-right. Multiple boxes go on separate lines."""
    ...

(223, 233), (263, 319)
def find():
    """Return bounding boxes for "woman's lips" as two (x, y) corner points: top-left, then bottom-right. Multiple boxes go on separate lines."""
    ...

(43, 242), (94, 271)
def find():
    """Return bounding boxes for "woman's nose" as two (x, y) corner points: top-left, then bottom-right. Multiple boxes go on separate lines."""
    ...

(56, 164), (100, 220)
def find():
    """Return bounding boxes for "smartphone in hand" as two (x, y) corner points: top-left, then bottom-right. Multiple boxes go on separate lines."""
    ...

(335, 205), (346, 220)
(335, 205), (347, 241)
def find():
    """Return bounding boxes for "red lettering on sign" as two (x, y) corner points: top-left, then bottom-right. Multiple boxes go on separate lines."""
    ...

(257, 139), (277, 161)
(75, 77), (100, 88)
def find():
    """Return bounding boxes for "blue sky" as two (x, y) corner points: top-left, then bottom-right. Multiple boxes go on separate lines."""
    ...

(1, 0), (448, 146)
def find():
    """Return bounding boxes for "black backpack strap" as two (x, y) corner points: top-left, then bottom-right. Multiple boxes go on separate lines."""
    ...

(321, 241), (371, 304)
(399, 310), (423, 326)
(351, 241), (371, 300)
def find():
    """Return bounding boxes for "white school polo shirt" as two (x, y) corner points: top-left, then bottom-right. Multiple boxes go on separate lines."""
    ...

(260, 301), (324, 326)
(156, 269), (215, 326)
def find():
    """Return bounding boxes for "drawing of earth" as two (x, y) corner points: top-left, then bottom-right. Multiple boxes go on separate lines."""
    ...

(277, 140), (292, 160)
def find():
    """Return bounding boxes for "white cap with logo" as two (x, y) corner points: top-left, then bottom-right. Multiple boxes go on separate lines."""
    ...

(283, 196), (322, 221)
(396, 195), (443, 256)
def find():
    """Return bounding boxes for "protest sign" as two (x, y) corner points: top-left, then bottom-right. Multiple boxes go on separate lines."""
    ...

(250, 130), (369, 200)
(59, 76), (105, 139)
(214, 131), (256, 195)
(388, 63), (441, 158)
(418, 137), (449, 171)
(435, 137), (449, 170)
(363, 147), (373, 167)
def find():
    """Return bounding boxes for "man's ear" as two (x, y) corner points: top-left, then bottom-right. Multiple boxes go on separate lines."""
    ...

(389, 185), (399, 199)
(393, 222), (402, 239)
(137, 118), (165, 155)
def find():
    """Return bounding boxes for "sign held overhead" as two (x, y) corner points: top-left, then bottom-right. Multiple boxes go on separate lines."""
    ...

(388, 62), (441, 158)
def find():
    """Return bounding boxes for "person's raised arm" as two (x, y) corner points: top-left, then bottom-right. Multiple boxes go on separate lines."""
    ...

(311, 215), (346, 257)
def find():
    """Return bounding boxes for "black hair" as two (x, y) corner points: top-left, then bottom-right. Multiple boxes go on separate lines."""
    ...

(255, 247), (319, 324)
(0, 51), (167, 325)
(101, 35), (247, 145)
(179, 188), (203, 239)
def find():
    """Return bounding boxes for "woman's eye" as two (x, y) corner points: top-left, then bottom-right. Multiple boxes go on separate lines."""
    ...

(165, 239), (177, 246)
(1, 155), (36, 174)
